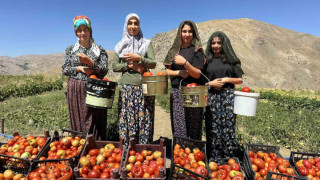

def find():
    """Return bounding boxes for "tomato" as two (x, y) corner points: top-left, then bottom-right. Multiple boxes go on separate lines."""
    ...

(259, 168), (268, 176)
(89, 74), (98, 79)
(88, 170), (101, 178)
(231, 163), (241, 171)
(232, 175), (244, 180)
(194, 151), (205, 162)
(131, 165), (144, 178)
(156, 71), (165, 76)
(89, 149), (100, 156)
(100, 172), (110, 178)
(228, 158), (236, 165)
(143, 72), (153, 76)
(217, 169), (227, 179)
(253, 158), (265, 169)
(241, 87), (251, 92)
(102, 77), (109, 81)
(278, 164), (287, 173)
(298, 167), (308, 176)
(129, 150), (136, 156)
(195, 166), (208, 177)
(186, 83), (198, 87)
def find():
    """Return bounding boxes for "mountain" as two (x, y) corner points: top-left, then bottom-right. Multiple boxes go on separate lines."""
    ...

(0, 18), (319, 90)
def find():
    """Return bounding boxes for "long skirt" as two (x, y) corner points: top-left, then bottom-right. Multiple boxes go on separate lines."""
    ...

(66, 78), (107, 140)
(118, 84), (155, 145)
(170, 88), (203, 140)
(205, 88), (237, 159)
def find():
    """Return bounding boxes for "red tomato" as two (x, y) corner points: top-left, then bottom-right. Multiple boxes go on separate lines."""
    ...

(186, 83), (198, 87)
(195, 166), (208, 177)
(89, 74), (98, 79)
(131, 165), (144, 178)
(241, 87), (251, 93)
(89, 149), (100, 156)
(100, 172), (110, 179)
(87, 170), (101, 178)
(102, 77), (110, 81)
(231, 163), (241, 171)
(156, 71), (165, 76)
(232, 175), (244, 180)
(194, 151), (205, 162)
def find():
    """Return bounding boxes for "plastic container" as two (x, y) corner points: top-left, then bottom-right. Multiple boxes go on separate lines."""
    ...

(233, 91), (260, 116)
(74, 135), (125, 180)
(170, 136), (209, 180)
(86, 78), (118, 109)
(142, 75), (168, 96)
(181, 86), (208, 107)
(26, 159), (74, 180)
(208, 157), (246, 180)
(121, 138), (166, 180)
(0, 131), (50, 172)
(243, 144), (297, 180)
(37, 129), (88, 167)
(289, 151), (320, 177)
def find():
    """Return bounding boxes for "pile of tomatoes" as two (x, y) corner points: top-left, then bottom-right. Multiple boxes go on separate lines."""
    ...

(27, 164), (72, 180)
(41, 136), (85, 160)
(186, 83), (198, 87)
(0, 169), (25, 180)
(209, 158), (244, 180)
(89, 74), (111, 82)
(294, 157), (320, 179)
(78, 143), (122, 179)
(0, 135), (47, 159)
(247, 150), (296, 180)
(125, 149), (164, 178)
(172, 144), (208, 179)
(143, 71), (165, 76)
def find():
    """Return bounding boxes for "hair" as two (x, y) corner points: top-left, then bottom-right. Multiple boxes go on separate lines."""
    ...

(181, 21), (195, 37)
(210, 37), (227, 64)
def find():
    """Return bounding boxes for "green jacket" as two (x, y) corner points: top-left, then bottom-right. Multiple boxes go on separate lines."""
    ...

(112, 42), (156, 85)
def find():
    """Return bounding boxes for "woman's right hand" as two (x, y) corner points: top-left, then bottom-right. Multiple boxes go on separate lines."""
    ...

(77, 66), (93, 75)
(205, 78), (224, 90)
(128, 63), (145, 73)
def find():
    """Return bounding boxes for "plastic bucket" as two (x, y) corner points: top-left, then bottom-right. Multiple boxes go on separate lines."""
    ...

(181, 86), (208, 107)
(86, 78), (118, 109)
(233, 91), (260, 116)
(142, 75), (168, 96)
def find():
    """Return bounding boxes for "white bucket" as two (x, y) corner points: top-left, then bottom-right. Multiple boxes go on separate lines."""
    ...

(233, 91), (260, 116)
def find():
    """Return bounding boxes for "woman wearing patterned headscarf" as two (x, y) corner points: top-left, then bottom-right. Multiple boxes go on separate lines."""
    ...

(204, 31), (244, 159)
(62, 15), (108, 140)
(113, 13), (156, 145)
(163, 20), (205, 140)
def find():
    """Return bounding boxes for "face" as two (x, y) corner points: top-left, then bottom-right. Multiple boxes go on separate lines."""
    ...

(127, 17), (140, 36)
(181, 24), (193, 45)
(76, 25), (90, 43)
(211, 37), (222, 56)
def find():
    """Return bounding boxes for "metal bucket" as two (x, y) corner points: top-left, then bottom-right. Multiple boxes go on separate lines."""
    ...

(181, 86), (208, 107)
(142, 75), (168, 96)
(86, 78), (118, 109)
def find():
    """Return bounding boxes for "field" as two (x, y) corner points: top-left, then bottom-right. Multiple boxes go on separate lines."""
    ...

(0, 74), (319, 153)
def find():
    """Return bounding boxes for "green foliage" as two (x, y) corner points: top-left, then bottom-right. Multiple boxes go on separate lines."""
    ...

(0, 75), (63, 101)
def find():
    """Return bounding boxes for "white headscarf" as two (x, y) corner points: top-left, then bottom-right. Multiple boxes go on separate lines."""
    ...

(115, 13), (150, 57)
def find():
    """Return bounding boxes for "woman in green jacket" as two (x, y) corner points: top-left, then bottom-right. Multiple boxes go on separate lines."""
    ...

(113, 13), (156, 145)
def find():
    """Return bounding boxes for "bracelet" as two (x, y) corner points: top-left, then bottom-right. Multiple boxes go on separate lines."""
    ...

(183, 60), (187, 66)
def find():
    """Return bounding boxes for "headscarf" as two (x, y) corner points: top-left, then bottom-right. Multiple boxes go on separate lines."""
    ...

(72, 15), (100, 57)
(205, 31), (244, 77)
(115, 13), (150, 57)
(163, 20), (204, 65)
(73, 15), (92, 37)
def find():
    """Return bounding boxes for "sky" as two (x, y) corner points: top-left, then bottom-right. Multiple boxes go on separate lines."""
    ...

(0, 0), (319, 57)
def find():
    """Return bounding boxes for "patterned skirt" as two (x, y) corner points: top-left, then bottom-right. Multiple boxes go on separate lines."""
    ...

(118, 84), (155, 145)
(205, 88), (237, 159)
(66, 78), (107, 140)
(170, 88), (203, 140)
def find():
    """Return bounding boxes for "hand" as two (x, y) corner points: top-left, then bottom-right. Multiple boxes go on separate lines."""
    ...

(123, 53), (141, 62)
(128, 63), (145, 74)
(205, 78), (224, 90)
(77, 66), (93, 75)
(174, 55), (187, 65)
(77, 53), (92, 66)
(178, 70), (189, 79)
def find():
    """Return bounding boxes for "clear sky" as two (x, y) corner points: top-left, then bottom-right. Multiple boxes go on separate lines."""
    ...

(0, 0), (319, 57)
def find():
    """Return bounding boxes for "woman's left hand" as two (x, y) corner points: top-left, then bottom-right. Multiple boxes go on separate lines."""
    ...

(123, 53), (141, 62)
(77, 53), (93, 66)
(174, 55), (187, 65)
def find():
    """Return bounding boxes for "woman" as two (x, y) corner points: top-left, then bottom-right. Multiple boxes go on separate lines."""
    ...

(163, 20), (205, 140)
(113, 13), (156, 145)
(204, 31), (244, 159)
(62, 15), (108, 140)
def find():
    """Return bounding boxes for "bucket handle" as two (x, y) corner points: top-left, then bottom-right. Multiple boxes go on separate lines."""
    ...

(241, 77), (259, 93)
(178, 71), (211, 90)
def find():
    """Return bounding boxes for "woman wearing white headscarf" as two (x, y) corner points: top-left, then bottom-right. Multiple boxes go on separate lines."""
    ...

(113, 13), (156, 145)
